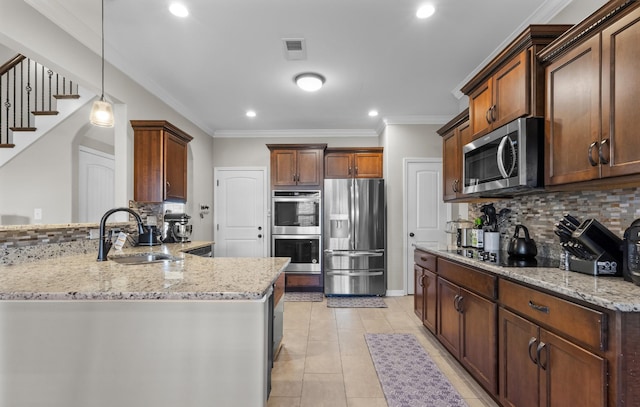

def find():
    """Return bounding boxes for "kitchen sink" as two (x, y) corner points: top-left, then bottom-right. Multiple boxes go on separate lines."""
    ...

(110, 253), (176, 265)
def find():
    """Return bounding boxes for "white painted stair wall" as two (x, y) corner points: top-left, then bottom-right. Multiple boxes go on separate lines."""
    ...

(0, 85), (94, 168)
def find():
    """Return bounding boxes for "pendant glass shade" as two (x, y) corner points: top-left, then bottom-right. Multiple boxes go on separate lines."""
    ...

(90, 98), (114, 128)
(91, 0), (113, 128)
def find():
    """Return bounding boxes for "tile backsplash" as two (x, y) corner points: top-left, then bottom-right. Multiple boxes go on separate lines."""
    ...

(469, 187), (640, 258)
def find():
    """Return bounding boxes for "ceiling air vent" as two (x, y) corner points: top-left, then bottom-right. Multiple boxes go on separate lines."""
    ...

(282, 38), (307, 60)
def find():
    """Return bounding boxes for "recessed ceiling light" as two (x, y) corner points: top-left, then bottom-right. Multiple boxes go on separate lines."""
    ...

(246, 110), (256, 118)
(294, 73), (325, 92)
(416, 4), (435, 19)
(368, 110), (379, 117)
(169, 3), (189, 17)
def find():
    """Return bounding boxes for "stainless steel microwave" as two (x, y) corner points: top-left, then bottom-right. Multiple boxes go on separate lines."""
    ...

(462, 117), (544, 196)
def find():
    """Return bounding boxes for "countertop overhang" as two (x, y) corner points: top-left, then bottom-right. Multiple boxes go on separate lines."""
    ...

(415, 245), (640, 312)
(0, 242), (290, 301)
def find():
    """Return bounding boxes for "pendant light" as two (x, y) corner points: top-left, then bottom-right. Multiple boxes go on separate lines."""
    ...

(90, 0), (114, 128)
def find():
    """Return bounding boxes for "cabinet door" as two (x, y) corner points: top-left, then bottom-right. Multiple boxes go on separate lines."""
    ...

(164, 132), (188, 201)
(460, 288), (497, 395)
(271, 150), (297, 186)
(545, 35), (601, 186)
(437, 278), (461, 357)
(493, 50), (528, 128)
(134, 129), (163, 202)
(601, 8), (640, 178)
(499, 308), (539, 407)
(442, 129), (461, 201)
(296, 149), (323, 186)
(469, 79), (493, 138)
(423, 268), (437, 334)
(539, 329), (606, 407)
(353, 153), (383, 178)
(325, 152), (353, 178)
(414, 265), (425, 320)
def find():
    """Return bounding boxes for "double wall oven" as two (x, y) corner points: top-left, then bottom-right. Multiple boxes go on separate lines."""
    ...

(271, 190), (322, 274)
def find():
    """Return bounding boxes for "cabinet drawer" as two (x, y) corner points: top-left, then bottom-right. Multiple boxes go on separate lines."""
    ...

(437, 258), (496, 300)
(499, 279), (606, 351)
(285, 274), (322, 289)
(414, 250), (436, 271)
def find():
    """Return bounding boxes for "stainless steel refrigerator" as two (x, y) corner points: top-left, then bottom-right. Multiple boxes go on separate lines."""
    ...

(323, 178), (386, 296)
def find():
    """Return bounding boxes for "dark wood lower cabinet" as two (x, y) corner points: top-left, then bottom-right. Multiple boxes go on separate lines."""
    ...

(284, 274), (322, 292)
(499, 307), (606, 407)
(422, 268), (437, 334)
(437, 277), (498, 395)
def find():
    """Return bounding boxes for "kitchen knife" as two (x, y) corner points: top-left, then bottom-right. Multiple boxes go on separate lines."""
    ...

(564, 214), (581, 227)
(560, 219), (577, 231)
(555, 222), (575, 237)
(554, 229), (571, 243)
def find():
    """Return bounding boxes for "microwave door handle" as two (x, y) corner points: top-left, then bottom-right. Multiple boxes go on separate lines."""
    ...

(497, 135), (517, 178)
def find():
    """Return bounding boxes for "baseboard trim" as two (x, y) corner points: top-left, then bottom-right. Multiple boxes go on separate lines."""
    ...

(385, 290), (406, 297)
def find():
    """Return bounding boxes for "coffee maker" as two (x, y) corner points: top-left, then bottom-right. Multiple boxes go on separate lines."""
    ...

(162, 213), (192, 243)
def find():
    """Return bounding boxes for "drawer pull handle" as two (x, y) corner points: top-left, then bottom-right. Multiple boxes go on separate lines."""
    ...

(528, 300), (549, 314)
(528, 337), (538, 365)
(420, 256), (427, 261)
(536, 341), (547, 370)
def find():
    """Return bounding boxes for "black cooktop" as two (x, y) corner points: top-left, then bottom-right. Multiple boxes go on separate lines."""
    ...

(445, 249), (560, 268)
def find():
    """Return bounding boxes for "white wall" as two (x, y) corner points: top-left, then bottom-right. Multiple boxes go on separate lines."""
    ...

(380, 123), (444, 292)
(0, 0), (214, 240)
(550, 0), (609, 24)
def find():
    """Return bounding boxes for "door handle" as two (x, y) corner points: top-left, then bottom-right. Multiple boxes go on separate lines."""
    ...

(528, 337), (538, 365)
(599, 138), (610, 165)
(258, 226), (262, 231)
(409, 232), (415, 237)
(258, 234), (263, 238)
(588, 141), (599, 166)
(536, 341), (547, 370)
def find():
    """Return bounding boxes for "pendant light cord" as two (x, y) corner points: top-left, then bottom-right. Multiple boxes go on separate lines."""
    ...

(100, 0), (105, 100)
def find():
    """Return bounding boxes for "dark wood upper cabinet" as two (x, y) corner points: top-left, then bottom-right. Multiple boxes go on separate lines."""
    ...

(540, 1), (640, 188)
(267, 144), (326, 189)
(324, 147), (383, 179)
(131, 120), (193, 203)
(461, 25), (571, 140)
(438, 110), (469, 202)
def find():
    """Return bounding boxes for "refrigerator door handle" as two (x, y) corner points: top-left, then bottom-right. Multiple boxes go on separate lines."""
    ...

(324, 249), (384, 256)
(326, 271), (384, 277)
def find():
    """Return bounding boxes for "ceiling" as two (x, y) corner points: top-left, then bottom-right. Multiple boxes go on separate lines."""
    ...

(26, 0), (574, 136)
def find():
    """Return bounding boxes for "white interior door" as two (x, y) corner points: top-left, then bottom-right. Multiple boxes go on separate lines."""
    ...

(78, 147), (115, 223)
(404, 159), (450, 294)
(214, 167), (267, 257)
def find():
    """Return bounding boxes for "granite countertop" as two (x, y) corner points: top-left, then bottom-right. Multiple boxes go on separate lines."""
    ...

(0, 242), (289, 301)
(415, 244), (640, 313)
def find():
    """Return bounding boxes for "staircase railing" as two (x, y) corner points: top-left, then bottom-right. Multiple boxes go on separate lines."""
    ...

(0, 54), (79, 148)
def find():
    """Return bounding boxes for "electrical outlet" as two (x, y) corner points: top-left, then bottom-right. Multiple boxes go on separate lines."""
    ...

(34, 208), (42, 220)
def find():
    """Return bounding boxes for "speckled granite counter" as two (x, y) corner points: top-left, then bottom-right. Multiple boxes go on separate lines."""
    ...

(0, 242), (290, 301)
(415, 245), (640, 312)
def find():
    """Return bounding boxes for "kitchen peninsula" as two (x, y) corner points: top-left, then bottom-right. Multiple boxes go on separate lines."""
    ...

(0, 242), (289, 407)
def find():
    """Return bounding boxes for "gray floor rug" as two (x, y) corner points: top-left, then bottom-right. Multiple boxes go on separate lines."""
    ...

(365, 333), (468, 407)
(326, 296), (387, 308)
(284, 292), (324, 302)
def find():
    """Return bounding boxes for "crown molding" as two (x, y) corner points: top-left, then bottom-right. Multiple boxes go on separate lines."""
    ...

(213, 128), (379, 138)
(382, 115), (453, 126)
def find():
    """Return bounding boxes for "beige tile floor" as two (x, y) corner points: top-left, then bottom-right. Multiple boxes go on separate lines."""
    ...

(268, 295), (500, 407)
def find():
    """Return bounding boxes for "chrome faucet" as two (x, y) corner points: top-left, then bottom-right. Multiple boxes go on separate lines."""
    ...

(97, 207), (146, 261)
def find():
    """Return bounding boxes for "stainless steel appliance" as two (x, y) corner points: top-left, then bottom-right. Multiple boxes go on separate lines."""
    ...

(271, 235), (321, 273)
(463, 117), (544, 196)
(272, 190), (321, 235)
(324, 178), (386, 296)
(162, 213), (192, 243)
(271, 190), (322, 275)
